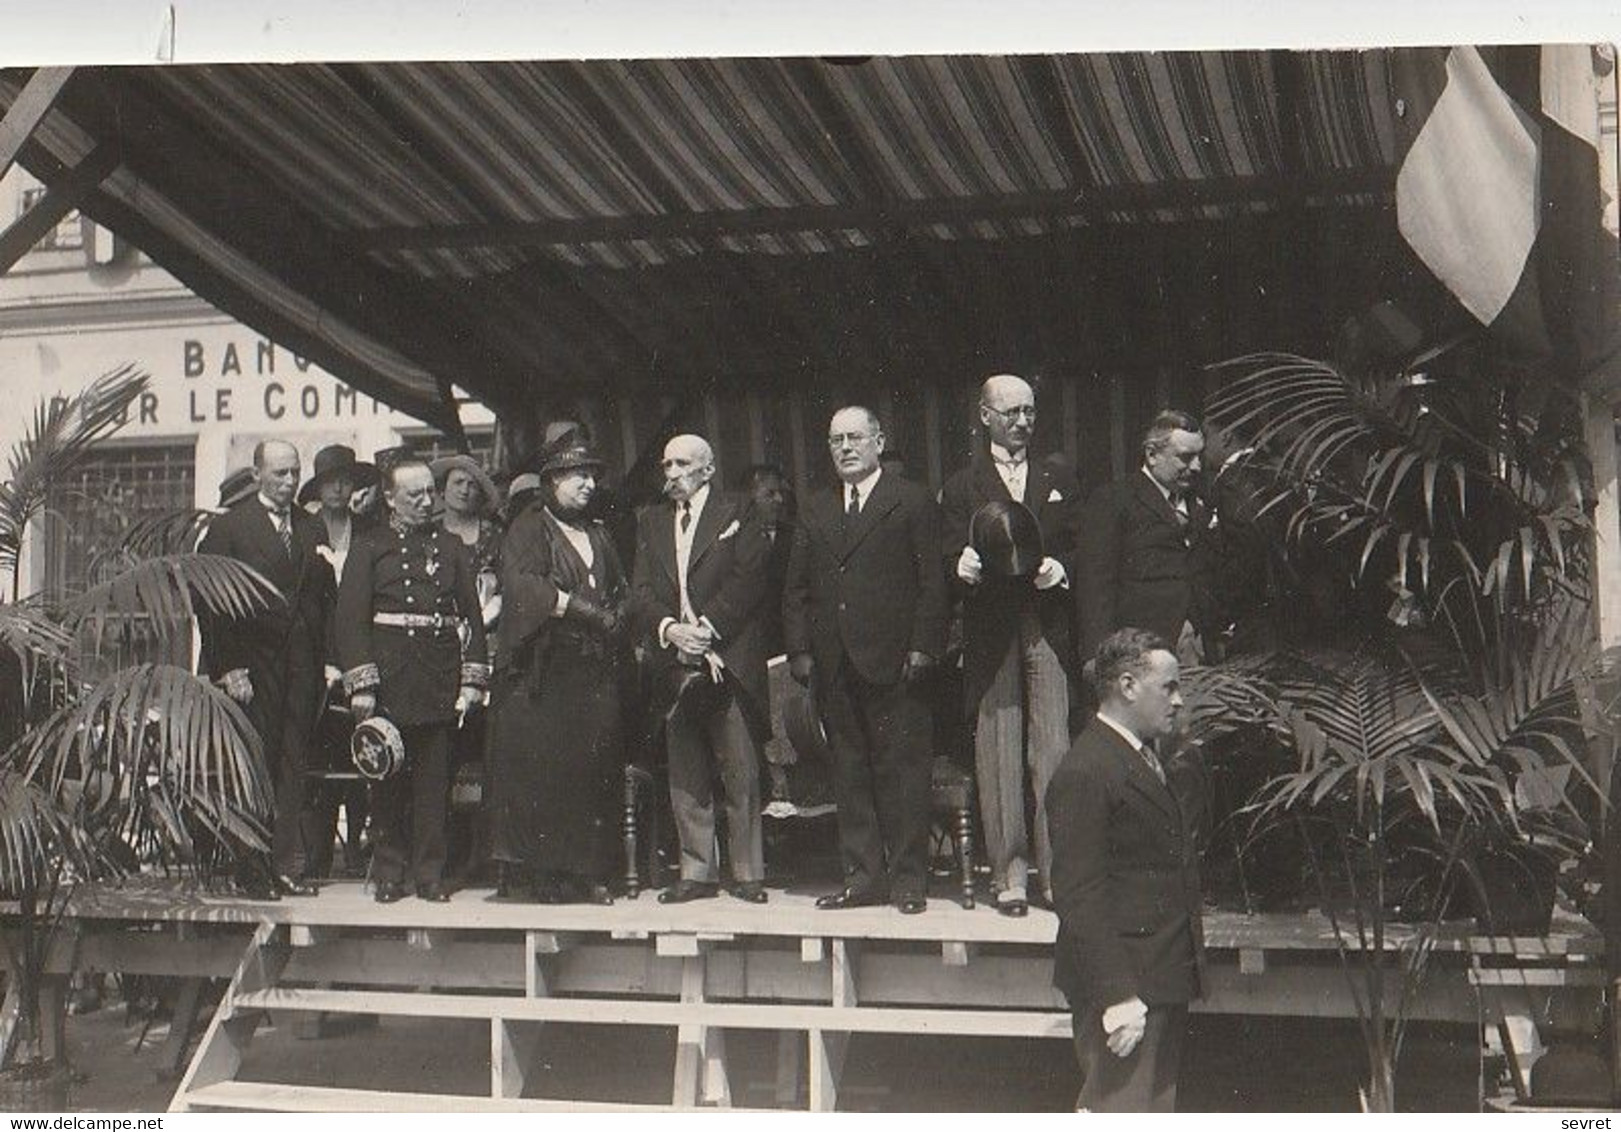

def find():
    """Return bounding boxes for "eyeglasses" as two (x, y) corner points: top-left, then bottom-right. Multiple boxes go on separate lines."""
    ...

(827, 432), (878, 449)
(982, 404), (1037, 422)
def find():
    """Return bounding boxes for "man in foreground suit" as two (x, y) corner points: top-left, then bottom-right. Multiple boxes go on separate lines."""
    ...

(783, 406), (948, 915)
(1078, 409), (1219, 664)
(940, 373), (1083, 916)
(631, 434), (772, 904)
(197, 439), (332, 897)
(1046, 627), (1204, 1112)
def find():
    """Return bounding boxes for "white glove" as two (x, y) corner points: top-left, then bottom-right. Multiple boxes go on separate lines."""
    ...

(956, 545), (983, 585)
(350, 692), (376, 721)
(324, 664), (342, 686)
(1034, 556), (1067, 591)
(1103, 997), (1148, 1058)
(221, 669), (254, 705)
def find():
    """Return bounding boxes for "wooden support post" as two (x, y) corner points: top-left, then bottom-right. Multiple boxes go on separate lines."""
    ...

(941, 941), (974, 967)
(157, 978), (207, 1081)
(490, 1018), (544, 1100)
(0, 145), (119, 276)
(1238, 949), (1267, 976)
(774, 1029), (804, 1107)
(807, 938), (858, 1112)
(0, 67), (74, 183)
(0, 979), (19, 1067)
(170, 923), (289, 1111)
(672, 952), (706, 1107)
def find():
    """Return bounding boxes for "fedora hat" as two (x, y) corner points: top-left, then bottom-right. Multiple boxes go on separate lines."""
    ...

(216, 466), (257, 509)
(297, 444), (379, 506)
(529, 432), (608, 479)
(970, 499), (1045, 580)
(430, 453), (500, 513)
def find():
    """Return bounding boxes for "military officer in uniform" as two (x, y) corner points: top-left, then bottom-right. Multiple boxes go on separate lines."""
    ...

(335, 458), (490, 903)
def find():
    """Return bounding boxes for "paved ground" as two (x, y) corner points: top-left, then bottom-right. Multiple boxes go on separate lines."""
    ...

(58, 993), (1482, 1112)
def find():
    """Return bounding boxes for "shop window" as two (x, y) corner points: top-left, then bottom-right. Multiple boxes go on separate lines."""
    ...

(41, 442), (197, 672)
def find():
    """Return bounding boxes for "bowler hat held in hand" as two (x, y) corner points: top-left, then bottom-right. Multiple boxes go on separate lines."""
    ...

(970, 500), (1045, 581)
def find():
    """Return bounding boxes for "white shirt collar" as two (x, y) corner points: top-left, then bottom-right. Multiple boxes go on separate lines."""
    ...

(259, 491), (288, 516)
(990, 442), (1027, 466)
(1095, 710), (1146, 754)
(844, 465), (881, 503)
(1141, 465), (1182, 505)
(678, 482), (712, 522)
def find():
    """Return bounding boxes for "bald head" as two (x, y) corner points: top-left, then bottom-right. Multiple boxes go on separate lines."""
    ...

(252, 439), (300, 510)
(979, 373), (1036, 454)
(661, 433), (715, 503)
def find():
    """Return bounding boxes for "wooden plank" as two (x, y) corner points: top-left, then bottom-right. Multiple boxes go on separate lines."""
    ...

(1238, 948), (1266, 975)
(169, 923), (288, 1112)
(289, 925), (336, 948)
(157, 979), (207, 1081)
(183, 1080), (754, 1114)
(672, 953), (706, 1107)
(941, 941), (974, 967)
(229, 986), (1075, 1037)
(0, 67), (73, 183)
(1468, 968), (1607, 988)
(800, 937), (825, 964)
(0, 980), (19, 1066)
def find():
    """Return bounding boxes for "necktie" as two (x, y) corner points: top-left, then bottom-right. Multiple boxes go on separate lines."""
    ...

(1141, 742), (1167, 784)
(680, 500), (692, 534)
(846, 485), (861, 519)
(275, 510), (293, 556)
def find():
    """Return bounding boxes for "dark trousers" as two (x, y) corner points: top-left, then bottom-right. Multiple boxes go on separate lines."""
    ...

(244, 662), (322, 877)
(1071, 1002), (1187, 1113)
(371, 722), (451, 886)
(820, 656), (931, 898)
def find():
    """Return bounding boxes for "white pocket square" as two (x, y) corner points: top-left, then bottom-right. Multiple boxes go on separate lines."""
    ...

(718, 519), (740, 540)
(1047, 489), (1064, 502)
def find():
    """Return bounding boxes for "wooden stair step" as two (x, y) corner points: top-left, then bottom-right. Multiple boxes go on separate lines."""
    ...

(180, 1080), (727, 1113)
(231, 987), (1072, 1037)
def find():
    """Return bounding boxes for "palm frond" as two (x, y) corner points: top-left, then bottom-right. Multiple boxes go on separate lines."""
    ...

(0, 765), (92, 893)
(10, 663), (272, 870)
(0, 366), (149, 578)
(65, 554), (282, 650)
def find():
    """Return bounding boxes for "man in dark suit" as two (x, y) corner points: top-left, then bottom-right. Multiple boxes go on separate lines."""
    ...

(1046, 628), (1204, 1112)
(1078, 409), (1221, 664)
(941, 374), (1083, 916)
(197, 439), (333, 897)
(630, 434), (772, 904)
(783, 406), (948, 915)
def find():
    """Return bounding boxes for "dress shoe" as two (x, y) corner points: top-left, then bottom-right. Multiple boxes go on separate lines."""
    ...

(730, 881), (768, 904)
(816, 886), (887, 910)
(896, 894), (927, 915)
(374, 881), (407, 904)
(995, 898), (1029, 918)
(416, 883), (451, 903)
(236, 876), (281, 902)
(583, 883), (615, 906)
(658, 880), (719, 904)
(274, 872), (318, 898)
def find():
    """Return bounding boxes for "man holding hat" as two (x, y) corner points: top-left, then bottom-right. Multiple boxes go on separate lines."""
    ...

(335, 457), (489, 903)
(629, 434), (773, 904)
(940, 374), (1083, 916)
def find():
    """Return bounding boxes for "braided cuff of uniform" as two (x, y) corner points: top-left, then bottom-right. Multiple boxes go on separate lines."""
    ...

(460, 661), (491, 689)
(342, 663), (381, 695)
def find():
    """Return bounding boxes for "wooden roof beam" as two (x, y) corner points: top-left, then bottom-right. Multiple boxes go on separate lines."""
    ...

(0, 67), (73, 184)
(0, 142), (116, 275)
(353, 167), (1394, 252)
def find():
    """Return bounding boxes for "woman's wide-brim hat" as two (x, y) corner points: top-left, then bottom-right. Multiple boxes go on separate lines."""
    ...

(970, 499), (1045, 580)
(529, 432), (608, 478)
(297, 444), (380, 506)
(430, 453), (500, 512)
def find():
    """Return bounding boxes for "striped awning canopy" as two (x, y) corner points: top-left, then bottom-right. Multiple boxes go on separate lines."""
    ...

(1, 52), (1415, 425)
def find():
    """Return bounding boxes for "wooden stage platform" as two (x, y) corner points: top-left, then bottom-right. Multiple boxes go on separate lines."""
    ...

(5, 880), (1606, 1112)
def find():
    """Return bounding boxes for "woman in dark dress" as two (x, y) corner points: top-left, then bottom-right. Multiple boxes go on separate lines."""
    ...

(484, 434), (628, 903)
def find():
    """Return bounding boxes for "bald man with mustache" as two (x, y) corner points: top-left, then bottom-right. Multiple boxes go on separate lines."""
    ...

(629, 434), (774, 903)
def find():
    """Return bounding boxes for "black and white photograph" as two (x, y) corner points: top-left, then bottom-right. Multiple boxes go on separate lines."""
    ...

(0, 2), (1619, 1115)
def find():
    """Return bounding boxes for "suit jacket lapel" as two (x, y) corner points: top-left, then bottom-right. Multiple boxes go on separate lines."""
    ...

(1133, 470), (1186, 538)
(1026, 459), (1053, 523)
(1102, 725), (1180, 821)
(687, 492), (729, 570)
(971, 453), (1010, 505)
(839, 474), (900, 562)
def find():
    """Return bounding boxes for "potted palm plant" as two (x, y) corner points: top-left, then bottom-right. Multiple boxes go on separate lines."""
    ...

(1187, 346), (1607, 1110)
(0, 368), (277, 1108)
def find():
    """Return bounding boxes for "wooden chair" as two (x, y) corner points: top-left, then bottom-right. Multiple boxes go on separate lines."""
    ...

(930, 756), (977, 909)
